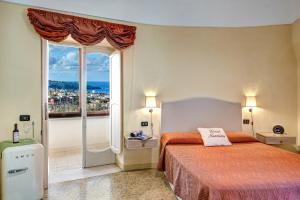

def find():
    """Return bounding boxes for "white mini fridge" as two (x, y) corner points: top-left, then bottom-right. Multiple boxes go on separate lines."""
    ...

(1, 144), (44, 200)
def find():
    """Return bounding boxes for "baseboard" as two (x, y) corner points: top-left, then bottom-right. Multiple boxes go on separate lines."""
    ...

(122, 162), (158, 171)
(115, 157), (124, 170)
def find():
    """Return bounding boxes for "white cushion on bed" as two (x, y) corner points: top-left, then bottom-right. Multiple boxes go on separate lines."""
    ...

(197, 128), (232, 146)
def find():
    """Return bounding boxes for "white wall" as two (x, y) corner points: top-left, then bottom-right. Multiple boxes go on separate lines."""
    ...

(291, 19), (300, 146)
(0, 2), (41, 141)
(48, 117), (110, 151)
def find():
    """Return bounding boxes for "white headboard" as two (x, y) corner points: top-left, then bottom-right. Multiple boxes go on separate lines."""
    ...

(161, 97), (242, 133)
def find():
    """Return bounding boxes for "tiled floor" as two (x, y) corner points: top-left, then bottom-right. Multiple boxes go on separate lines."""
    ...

(49, 149), (82, 173)
(49, 148), (120, 183)
(49, 149), (82, 183)
(44, 169), (177, 200)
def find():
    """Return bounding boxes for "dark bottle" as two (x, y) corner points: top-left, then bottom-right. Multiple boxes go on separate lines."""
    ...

(13, 123), (20, 143)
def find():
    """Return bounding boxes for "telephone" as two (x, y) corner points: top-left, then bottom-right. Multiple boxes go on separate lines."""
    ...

(128, 130), (151, 141)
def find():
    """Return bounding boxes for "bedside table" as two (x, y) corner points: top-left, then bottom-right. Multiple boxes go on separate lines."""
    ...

(125, 137), (158, 149)
(256, 132), (296, 145)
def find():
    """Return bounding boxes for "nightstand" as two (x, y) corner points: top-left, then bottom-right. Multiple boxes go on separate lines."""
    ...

(256, 132), (296, 145)
(125, 136), (158, 149)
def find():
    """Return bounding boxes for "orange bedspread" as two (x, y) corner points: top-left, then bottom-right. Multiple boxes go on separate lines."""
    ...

(158, 132), (300, 200)
(158, 132), (257, 171)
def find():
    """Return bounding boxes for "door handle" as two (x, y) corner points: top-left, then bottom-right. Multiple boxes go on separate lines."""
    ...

(8, 167), (28, 175)
(44, 102), (48, 120)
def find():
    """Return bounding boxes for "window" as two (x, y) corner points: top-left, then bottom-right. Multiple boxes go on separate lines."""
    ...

(48, 44), (80, 118)
(86, 52), (110, 116)
(48, 43), (110, 118)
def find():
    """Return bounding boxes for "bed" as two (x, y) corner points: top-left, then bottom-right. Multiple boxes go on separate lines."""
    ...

(158, 98), (300, 200)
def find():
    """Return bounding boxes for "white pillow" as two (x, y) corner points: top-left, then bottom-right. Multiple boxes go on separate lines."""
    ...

(197, 128), (232, 147)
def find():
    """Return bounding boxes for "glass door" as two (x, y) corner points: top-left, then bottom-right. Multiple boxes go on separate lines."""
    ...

(43, 41), (122, 187)
(82, 48), (115, 168)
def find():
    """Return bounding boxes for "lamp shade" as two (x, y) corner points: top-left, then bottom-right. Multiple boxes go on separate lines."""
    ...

(145, 96), (157, 108)
(245, 96), (257, 108)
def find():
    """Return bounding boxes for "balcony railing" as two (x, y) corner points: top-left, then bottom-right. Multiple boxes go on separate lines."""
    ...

(48, 99), (109, 118)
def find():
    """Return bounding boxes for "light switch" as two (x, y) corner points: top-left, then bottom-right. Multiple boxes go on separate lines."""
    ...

(243, 119), (250, 124)
(141, 121), (148, 127)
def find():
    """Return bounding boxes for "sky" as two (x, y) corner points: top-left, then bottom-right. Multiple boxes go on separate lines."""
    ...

(49, 44), (109, 82)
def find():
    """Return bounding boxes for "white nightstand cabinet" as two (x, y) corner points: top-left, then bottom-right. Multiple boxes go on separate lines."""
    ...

(256, 132), (296, 145)
(125, 137), (158, 149)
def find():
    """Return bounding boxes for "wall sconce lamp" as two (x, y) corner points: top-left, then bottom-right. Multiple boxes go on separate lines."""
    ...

(145, 96), (157, 136)
(245, 96), (257, 136)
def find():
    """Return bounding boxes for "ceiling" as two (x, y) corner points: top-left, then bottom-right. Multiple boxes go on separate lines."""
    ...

(4, 0), (300, 27)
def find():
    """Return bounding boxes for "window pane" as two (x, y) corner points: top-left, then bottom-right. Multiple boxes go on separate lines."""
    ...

(86, 52), (110, 115)
(48, 44), (80, 114)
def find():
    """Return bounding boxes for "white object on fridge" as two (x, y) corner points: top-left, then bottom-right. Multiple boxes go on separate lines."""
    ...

(1, 144), (44, 200)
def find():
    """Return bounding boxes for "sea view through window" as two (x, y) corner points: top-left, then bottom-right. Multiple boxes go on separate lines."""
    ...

(48, 44), (110, 117)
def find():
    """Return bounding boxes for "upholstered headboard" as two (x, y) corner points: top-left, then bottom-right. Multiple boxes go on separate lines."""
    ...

(161, 97), (242, 133)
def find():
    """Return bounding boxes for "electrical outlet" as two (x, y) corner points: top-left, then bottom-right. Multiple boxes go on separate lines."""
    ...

(20, 115), (30, 121)
(243, 119), (250, 124)
(141, 121), (148, 127)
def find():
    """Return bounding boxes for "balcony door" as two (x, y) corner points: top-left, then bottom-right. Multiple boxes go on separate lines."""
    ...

(82, 47), (121, 168)
(42, 41), (122, 187)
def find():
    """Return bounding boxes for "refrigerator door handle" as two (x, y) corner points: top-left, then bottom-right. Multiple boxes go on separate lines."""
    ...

(8, 167), (28, 175)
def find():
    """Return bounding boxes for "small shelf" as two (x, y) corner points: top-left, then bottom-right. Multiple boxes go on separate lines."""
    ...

(124, 136), (158, 149)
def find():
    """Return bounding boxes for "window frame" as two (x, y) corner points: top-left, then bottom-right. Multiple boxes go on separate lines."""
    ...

(48, 42), (113, 118)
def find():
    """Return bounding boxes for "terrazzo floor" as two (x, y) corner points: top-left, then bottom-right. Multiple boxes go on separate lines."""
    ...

(49, 144), (119, 183)
(44, 169), (177, 200)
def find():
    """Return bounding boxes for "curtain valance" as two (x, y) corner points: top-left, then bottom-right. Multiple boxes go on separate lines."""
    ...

(27, 8), (136, 50)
